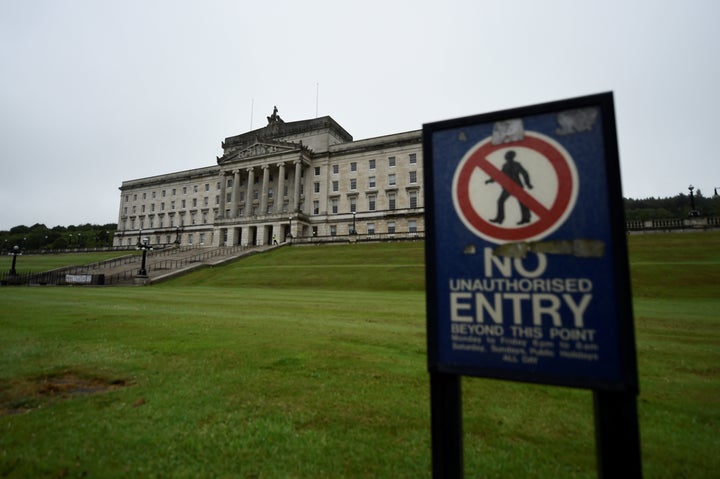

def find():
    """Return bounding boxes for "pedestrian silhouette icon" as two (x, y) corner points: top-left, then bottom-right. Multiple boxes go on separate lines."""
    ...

(485, 150), (534, 225)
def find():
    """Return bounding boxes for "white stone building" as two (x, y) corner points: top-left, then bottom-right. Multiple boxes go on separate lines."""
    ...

(114, 111), (424, 248)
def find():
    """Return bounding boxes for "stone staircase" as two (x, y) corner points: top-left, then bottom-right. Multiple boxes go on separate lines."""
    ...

(53, 244), (279, 285)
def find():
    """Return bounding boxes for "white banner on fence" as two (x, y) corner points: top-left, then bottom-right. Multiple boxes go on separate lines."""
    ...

(65, 274), (93, 284)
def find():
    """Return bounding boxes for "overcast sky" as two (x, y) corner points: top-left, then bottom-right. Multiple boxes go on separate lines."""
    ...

(1, 0), (718, 230)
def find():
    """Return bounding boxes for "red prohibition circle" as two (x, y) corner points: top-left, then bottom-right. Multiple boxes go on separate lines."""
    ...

(453, 133), (577, 243)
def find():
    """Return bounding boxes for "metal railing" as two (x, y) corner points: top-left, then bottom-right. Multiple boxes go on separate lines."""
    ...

(626, 216), (720, 232)
(291, 230), (425, 245)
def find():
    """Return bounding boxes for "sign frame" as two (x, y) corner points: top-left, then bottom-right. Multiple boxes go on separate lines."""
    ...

(423, 92), (638, 392)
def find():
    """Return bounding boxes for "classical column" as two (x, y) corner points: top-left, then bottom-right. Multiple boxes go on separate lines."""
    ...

(218, 171), (226, 219)
(245, 167), (255, 216)
(276, 162), (286, 213)
(230, 169), (240, 218)
(292, 160), (302, 213)
(260, 165), (270, 215)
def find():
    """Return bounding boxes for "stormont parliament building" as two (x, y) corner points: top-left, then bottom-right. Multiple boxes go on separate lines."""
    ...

(114, 108), (423, 248)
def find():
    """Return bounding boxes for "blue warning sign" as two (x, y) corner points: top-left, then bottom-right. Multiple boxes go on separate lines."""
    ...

(423, 93), (638, 391)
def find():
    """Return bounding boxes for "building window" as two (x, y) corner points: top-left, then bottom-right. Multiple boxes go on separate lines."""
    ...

(409, 191), (418, 208)
(152, 191), (156, 199)
(388, 193), (396, 210)
(141, 205), (145, 213)
(253, 190), (259, 200)
(350, 178), (357, 190)
(183, 187), (187, 195)
(142, 192), (146, 200)
(314, 182), (320, 193)
(200, 233), (205, 244)
(204, 197), (209, 207)
(181, 200), (186, 208)
(350, 197), (357, 213)
(369, 176), (376, 188)
(332, 181), (339, 192)
(313, 200), (319, 215)
(226, 193), (231, 203)
(409, 153), (417, 164)
(332, 164), (339, 175)
(388, 174), (396, 186)
(151, 204), (155, 212)
(314, 166), (321, 176)
(125, 195), (129, 202)
(388, 156), (396, 167)
(171, 201), (175, 210)
(388, 221), (396, 234)
(192, 198), (197, 207)
(268, 187), (273, 199)
(133, 194), (137, 201)
(331, 198), (338, 214)
(205, 183), (210, 191)
(368, 194), (376, 211)
(367, 222), (375, 234)
(369, 159), (376, 170)
(350, 162), (357, 172)
(409, 171), (417, 184)
(330, 225), (337, 236)
(409, 220), (417, 233)
(193, 185), (198, 193)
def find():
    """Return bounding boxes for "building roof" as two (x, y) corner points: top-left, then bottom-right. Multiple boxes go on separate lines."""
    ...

(222, 115), (353, 150)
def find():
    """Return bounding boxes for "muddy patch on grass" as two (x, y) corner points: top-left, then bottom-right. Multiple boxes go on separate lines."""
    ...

(0, 371), (129, 416)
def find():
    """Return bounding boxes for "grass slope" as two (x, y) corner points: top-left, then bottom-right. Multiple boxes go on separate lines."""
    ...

(4, 251), (136, 274)
(0, 235), (718, 478)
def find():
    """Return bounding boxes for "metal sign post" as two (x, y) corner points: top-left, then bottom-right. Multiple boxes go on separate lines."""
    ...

(423, 93), (641, 478)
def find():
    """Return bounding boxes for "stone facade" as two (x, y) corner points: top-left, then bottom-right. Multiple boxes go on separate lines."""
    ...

(114, 113), (423, 247)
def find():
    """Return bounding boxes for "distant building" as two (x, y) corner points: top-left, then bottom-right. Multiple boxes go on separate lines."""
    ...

(114, 110), (423, 247)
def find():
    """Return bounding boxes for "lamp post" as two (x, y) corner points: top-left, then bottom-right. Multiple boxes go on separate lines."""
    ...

(9, 245), (21, 276)
(138, 237), (151, 276)
(351, 211), (357, 235)
(688, 185), (700, 217)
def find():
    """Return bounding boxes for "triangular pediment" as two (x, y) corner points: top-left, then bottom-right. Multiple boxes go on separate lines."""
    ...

(218, 140), (304, 164)
(237, 140), (299, 158)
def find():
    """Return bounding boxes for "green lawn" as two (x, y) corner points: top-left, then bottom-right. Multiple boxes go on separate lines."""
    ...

(0, 235), (718, 478)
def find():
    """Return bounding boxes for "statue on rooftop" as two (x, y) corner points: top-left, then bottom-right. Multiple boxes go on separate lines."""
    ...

(267, 106), (284, 125)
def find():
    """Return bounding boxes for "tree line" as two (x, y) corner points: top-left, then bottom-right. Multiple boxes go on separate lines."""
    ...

(0, 223), (117, 253)
(624, 189), (720, 220)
